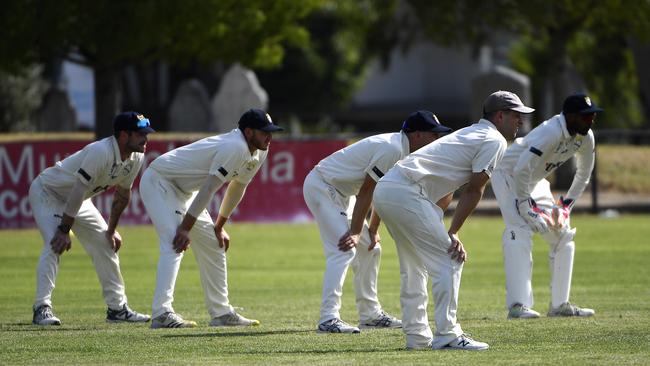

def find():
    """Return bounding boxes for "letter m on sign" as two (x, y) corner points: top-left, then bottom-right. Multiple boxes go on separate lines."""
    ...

(0, 145), (34, 185)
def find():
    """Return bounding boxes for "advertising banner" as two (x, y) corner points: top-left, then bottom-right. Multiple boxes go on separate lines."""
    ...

(0, 137), (346, 229)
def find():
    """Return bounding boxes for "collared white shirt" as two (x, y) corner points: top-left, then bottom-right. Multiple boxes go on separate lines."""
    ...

(496, 113), (595, 200)
(149, 129), (267, 194)
(315, 131), (410, 197)
(38, 136), (144, 200)
(383, 119), (507, 203)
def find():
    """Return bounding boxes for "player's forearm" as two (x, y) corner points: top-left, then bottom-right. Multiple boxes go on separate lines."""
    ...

(448, 187), (484, 234)
(60, 181), (86, 230)
(107, 188), (130, 233)
(214, 214), (228, 231)
(179, 213), (198, 231)
(368, 208), (381, 233)
(350, 190), (373, 235)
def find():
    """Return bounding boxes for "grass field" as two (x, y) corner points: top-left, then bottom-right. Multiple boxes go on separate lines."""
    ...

(1, 215), (649, 365)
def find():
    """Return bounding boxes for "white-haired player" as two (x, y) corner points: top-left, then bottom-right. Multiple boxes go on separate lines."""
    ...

(29, 111), (153, 325)
(492, 93), (602, 319)
(303, 111), (452, 333)
(140, 108), (282, 328)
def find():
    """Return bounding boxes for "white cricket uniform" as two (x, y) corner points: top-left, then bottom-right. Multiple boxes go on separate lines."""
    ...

(140, 129), (266, 318)
(492, 113), (595, 309)
(302, 131), (409, 325)
(373, 119), (506, 349)
(29, 136), (144, 309)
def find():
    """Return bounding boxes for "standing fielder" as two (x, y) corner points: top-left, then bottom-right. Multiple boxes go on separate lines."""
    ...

(303, 111), (452, 333)
(140, 108), (283, 328)
(29, 111), (153, 325)
(492, 93), (601, 319)
(373, 91), (533, 350)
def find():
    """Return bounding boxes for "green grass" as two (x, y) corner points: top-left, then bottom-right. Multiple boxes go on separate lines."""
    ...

(597, 144), (650, 193)
(1, 216), (649, 365)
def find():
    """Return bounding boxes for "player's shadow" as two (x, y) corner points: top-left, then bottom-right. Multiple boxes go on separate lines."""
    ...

(161, 329), (313, 338)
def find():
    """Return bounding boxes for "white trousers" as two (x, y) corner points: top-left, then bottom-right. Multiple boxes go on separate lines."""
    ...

(140, 168), (233, 319)
(492, 170), (576, 309)
(28, 177), (127, 309)
(373, 178), (463, 349)
(303, 170), (383, 325)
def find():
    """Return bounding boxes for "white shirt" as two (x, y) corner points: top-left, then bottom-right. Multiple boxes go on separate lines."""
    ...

(38, 136), (144, 200)
(496, 113), (595, 201)
(383, 119), (507, 203)
(149, 129), (267, 194)
(315, 131), (410, 196)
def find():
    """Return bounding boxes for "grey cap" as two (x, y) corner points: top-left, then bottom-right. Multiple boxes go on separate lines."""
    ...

(483, 91), (535, 114)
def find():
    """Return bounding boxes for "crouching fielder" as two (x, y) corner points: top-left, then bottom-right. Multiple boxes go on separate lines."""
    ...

(492, 93), (602, 319)
(373, 91), (531, 350)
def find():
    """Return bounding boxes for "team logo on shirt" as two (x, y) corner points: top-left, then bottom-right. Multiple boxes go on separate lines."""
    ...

(123, 163), (133, 176)
(245, 160), (257, 171)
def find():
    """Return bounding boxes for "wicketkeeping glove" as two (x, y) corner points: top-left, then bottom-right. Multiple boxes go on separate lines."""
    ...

(550, 196), (574, 231)
(516, 197), (553, 233)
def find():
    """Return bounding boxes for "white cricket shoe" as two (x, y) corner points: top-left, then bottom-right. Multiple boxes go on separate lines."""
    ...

(548, 302), (595, 317)
(359, 311), (402, 329)
(437, 334), (489, 351)
(508, 303), (541, 319)
(210, 311), (260, 327)
(106, 304), (151, 323)
(151, 312), (197, 328)
(318, 318), (360, 333)
(33, 304), (61, 326)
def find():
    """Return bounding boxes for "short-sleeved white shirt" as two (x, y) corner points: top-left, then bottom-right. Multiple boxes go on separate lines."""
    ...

(496, 113), (595, 200)
(314, 131), (410, 197)
(383, 119), (507, 203)
(38, 136), (144, 200)
(149, 129), (267, 194)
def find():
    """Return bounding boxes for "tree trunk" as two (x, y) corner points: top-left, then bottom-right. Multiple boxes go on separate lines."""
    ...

(93, 66), (122, 139)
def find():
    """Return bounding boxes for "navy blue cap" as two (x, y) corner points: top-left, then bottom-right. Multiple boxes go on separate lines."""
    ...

(238, 108), (283, 132)
(113, 111), (154, 133)
(562, 94), (604, 115)
(402, 111), (452, 133)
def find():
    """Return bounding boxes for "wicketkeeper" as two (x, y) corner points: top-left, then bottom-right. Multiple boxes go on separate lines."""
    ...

(492, 93), (602, 319)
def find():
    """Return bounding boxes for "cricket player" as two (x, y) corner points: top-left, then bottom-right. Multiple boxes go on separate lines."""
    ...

(29, 111), (154, 325)
(492, 93), (601, 319)
(140, 108), (282, 328)
(303, 111), (452, 333)
(373, 91), (533, 350)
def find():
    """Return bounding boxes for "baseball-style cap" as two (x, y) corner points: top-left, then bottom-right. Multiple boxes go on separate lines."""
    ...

(238, 108), (284, 132)
(113, 111), (155, 133)
(483, 91), (535, 114)
(401, 110), (452, 133)
(562, 93), (604, 115)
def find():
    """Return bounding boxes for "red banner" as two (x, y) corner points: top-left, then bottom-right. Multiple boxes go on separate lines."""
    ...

(0, 137), (346, 229)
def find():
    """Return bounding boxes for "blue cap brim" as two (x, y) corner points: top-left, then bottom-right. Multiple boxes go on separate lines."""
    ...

(260, 125), (284, 132)
(579, 106), (603, 114)
(139, 126), (155, 133)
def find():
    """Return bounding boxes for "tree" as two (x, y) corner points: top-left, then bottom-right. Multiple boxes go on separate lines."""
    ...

(256, 0), (401, 128)
(407, 0), (650, 128)
(0, 0), (319, 137)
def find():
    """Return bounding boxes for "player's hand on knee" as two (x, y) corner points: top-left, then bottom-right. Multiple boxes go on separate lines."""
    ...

(50, 231), (72, 255)
(215, 227), (230, 252)
(338, 230), (359, 252)
(173, 228), (191, 253)
(516, 198), (552, 233)
(447, 232), (467, 263)
(105, 230), (122, 252)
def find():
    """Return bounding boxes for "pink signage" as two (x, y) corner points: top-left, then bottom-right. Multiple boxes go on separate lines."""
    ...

(0, 137), (346, 229)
